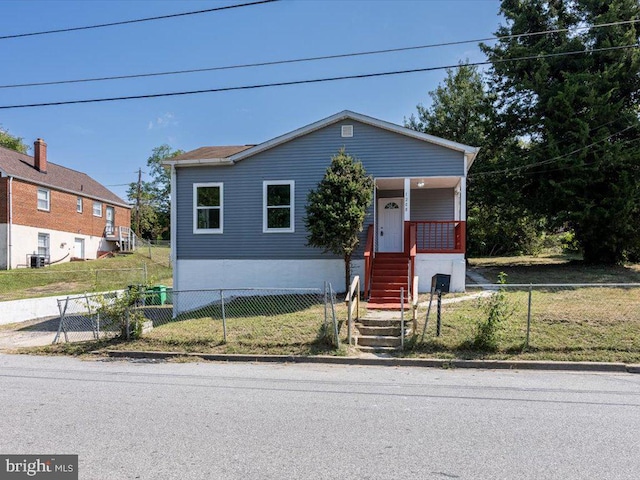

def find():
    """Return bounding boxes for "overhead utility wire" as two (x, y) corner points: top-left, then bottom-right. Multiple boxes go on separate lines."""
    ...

(1, 18), (638, 90)
(0, 0), (278, 40)
(0, 43), (636, 110)
(469, 126), (636, 178)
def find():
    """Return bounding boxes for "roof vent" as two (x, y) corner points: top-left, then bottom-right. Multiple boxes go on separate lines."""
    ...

(341, 125), (353, 138)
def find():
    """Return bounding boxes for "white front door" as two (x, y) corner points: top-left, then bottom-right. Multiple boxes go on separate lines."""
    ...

(377, 198), (403, 252)
(74, 238), (85, 259)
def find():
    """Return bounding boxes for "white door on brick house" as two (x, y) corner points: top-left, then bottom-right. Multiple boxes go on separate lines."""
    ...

(74, 238), (85, 259)
(106, 206), (115, 235)
(377, 198), (403, 252)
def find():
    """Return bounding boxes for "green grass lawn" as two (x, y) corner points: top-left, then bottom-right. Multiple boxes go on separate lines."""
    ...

(15, 253), (640, 364)
(469, 253), (640, 284)
(411, 285), (640, 363)
(0, 247), (172, 301)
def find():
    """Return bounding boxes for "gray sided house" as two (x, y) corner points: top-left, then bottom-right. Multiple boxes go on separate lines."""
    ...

(166, 111), (478, 306)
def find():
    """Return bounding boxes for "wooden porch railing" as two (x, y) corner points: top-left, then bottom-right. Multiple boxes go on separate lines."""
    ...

(363, 224), (374, 299)
(410, 221), (466, 254)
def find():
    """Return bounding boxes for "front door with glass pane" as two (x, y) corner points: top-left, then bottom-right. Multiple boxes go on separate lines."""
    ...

(377, 198), (403, 252)
(106, 206), (115, 235)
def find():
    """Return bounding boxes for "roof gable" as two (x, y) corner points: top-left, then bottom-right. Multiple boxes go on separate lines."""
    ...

(167, 110), (480, 169)
(0, 145), (129, 207)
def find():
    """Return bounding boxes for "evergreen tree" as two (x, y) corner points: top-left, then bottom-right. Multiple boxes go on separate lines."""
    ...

(305, 149), (374, 292)
(483, 0), (640, 264)
(406, 63), (544, 256)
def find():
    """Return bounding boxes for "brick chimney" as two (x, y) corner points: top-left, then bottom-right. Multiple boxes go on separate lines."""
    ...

(34, 138), (47, 173)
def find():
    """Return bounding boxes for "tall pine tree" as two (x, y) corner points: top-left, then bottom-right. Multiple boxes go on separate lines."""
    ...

(483, 0), (640, 264)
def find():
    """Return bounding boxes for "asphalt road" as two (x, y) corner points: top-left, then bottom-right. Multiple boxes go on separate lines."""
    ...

(1, 354), (639, 480)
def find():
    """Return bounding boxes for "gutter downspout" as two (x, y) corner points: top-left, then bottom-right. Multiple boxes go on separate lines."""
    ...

(7, 176), (13, 270)
(170, 164), (177, 302)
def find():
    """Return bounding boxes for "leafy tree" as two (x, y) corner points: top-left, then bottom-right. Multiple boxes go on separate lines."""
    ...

(305, 149), (374, 292)
(128, 145), (184, 240)
(0, 127), (28, 153)
(482, 0), (640, 264)
(406, 63), (545, 256)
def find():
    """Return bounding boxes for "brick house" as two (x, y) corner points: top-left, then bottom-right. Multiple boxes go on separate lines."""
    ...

(0, 139), (132, 269)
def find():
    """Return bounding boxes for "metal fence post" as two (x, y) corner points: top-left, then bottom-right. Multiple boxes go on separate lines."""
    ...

(323, 281), (328, 330)
(347, 289), (352, 346)
(526, 284), (532, 348)
(143, 262), (148, 284)
(126, 310), (130, 340)
(220, 289), (227, 343)
(329, 283), (339, 348)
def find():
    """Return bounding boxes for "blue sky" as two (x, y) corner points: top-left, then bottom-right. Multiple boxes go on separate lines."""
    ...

(0, 0), (502, 200)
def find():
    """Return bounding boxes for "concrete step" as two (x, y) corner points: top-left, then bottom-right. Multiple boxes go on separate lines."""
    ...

(357, 335), (402, 347)
(357, 325), (402, 336)
(356, 345), (401, 353)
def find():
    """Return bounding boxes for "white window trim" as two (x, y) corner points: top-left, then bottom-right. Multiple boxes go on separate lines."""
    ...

(37, 188), (50, 212)
(193, 182), (223, 234)
(93, 201), (102, 217)
(37, 232), (50, 258)
(263, 180), (295, 233)
(77, 197), (83, 213)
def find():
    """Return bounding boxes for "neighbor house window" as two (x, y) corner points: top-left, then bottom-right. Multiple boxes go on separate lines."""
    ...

(193, 183), (223, 234)
(37, 233), (50, 258)
(37, 188), (50, 211)
(93, 201), (102, 217)
(77, 197), (83, 213)
(263, 181), (294, 233)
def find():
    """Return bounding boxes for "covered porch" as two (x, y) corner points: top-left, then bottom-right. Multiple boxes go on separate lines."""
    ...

(364, 176), (467, 304)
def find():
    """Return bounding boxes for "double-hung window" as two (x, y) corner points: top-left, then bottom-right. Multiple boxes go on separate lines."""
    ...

(93, 201), (102, 217)
(37, 189), (50, 211)
(194, 183), (223, 233)
(77, 197), (83, 213)
(37, 233), (50, 258)
(263, 181), (294, 233)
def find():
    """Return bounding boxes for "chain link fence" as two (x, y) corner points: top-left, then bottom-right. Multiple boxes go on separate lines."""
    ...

(415, 283), (640, 356)
(52, 285), (344, 351)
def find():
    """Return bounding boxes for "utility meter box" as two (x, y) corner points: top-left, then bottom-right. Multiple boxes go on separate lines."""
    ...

(431, 274), (451, 293)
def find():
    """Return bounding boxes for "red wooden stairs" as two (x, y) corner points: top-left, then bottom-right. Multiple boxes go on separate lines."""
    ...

(367, 253), (410, 310)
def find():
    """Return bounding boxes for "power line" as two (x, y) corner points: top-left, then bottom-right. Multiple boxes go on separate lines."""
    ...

(0, 44), (637, 110)
(469, 126), (636, 178)
(1, 18), (638, 90)
(0, 0), (279, 41)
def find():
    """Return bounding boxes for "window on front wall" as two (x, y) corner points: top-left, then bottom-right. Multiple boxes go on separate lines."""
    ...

(93, 201), (102, 217)
(77, 197), (83, 213)
(37, 233), (50, 258)
(37, 188), (50, 211)
(193, 183), (223, 233)
(263, 181), (294, 233)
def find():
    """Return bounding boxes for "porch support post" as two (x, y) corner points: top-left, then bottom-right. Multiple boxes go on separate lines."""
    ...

(460, 177), (467, 221)
(403, 178), (410, 221)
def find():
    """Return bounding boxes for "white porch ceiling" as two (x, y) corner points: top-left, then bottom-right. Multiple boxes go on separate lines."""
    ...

(376, 177), (460, 190)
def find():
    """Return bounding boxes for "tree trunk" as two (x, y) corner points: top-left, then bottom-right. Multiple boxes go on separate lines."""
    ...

(344, 253), (351, 293)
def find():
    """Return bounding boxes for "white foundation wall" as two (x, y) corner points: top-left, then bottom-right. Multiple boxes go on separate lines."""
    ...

(174, 258), (364, 314)
(0, 224), (7, 270)
(414, 254), (466, 292)
(9, 224), (112, 268)
(175, 258), (363, 292)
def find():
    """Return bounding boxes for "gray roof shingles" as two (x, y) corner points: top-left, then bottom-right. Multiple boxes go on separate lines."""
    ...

(0, 145), (129, 208)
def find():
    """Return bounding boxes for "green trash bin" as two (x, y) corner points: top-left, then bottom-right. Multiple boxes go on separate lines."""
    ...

(149, 285), (167, 306)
